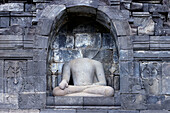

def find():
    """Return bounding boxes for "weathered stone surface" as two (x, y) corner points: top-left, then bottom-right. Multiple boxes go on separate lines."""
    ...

(132, 12), (150, 17)
(53, 49), (82, 62)
(138, 18), (155, 35)
(140, 110), (170, 113)
(67, 6), (96, 16)
(21, 76), (46, 92)
(25, 4), (36, 12)
(75, 33), (101, 49)
(149, 4), (168, 13)
(162, 62), (170, 77)
(19, 93), (46, 109)
(33, 61), (46, 76)
(0, 17), (9, 28)
(37, 18), (53, 36)
(0, 93), (18, 109)
(119, 50), (133, 61)
(52, 34), (74, 49)
(162, 96), (170, 110)
(109, 110), (139, 113)
(119, 61), (133, 76)
(0, 35), (23, 49)
(11, 17), (32, 27)
(77, 110), (107, 113)
(150, 36), (170, 50)
(98, 6), (129, 20)
(140, 62), (161, 95)
(9, 109), (40, 113)
(50, 62), (64, 74)
(162, 77), (170, 94)
(40, 109), (76, 113)
(118, 36), (132, 50)
(83, 97), (115, 106)
(121, 94), (147, 110)
(112, 20), (131, 36)
(132, 36), (150, 50)
(134, 51), (170, 59)
(131, 3), (143, 11)
(40, 5), (66, 20)
(146, 96), (164, 110)
(0, 3), (24, 12)
(102, 33), (115, 49)
(96, 10), (111, 29)
(34, 35), (48, 49)
(54, 96), (83, 106)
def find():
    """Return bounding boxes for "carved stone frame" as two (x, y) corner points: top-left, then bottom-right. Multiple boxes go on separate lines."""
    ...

(35, 0), (132, 107)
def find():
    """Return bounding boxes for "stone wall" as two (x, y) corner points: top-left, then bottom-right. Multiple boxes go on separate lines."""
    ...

(0, 0), (170, 113)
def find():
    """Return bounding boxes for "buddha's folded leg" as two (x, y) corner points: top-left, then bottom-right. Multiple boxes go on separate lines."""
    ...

(53, 85), (89, 96)
(83, 86), (114, 97)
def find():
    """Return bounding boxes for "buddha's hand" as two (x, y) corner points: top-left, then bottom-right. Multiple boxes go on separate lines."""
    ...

(59, 79), (68, 90)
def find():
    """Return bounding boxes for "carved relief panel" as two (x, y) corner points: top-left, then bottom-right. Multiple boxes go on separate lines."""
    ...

(140, 62), (161, 95)
(4, 60), (27, 93)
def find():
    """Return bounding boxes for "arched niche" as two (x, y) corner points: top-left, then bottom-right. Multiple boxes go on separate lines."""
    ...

(36, 4), (131, 97)
(47, 15), (119, 96)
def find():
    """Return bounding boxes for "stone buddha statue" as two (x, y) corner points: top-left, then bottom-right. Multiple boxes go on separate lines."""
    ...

(53, 58), (114, 97)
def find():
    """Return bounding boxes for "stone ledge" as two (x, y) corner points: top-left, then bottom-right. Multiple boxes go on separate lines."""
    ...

(47, 96), (119, 106)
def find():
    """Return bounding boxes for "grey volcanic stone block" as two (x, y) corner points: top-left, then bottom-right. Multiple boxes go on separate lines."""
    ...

(25, 4), (36, 12)
(67, 6), (96, 16)
(33, 49), (47, 61)
(162, 63), (170, 76)
(40, 109), (76, 113)
(162, 98), (170, 110)
(134, 51), (170, 59)
(162, 76), (170, 94)
(121, 94), (147, 110)
(54, 96), (83, 106)
(40, 5), (66, 20)
(0, 17), (9, 28)
(119, 50), (133, 61)
(98, 6), (128, 20)
(89, 49), (113, 63)
(0, 3), (24, 11)
(33, 61), (46, 76)
(109, 110), (139, 113)
(34, 36), (48, 49)
(46, 96), (55, 106)
(118, 36), (132, 50)
(0, 93), (18, 109)
(21, 76), (46, 92)
(83, 97), (115, 106)
(138, 18), (154, 36)
(53, 49), (82, 62)
(140, 110), (170, 113)
(131, 3), (143, 10)
(119, 61), (133, 76)
(19, 93), (46, 109)
(37, 18), (53, 36)
(112, 20), (131, 36)
(52, 34), (74, 49)
(9, 110), (40, 113)
(11, 17), (32, 27)
(102, 33), (115, 49)
(77, 110), (107, 113)
(0, 110), (8, 113)
(149, 4), (168, 12)
(75, 33), (101, 49)
(146, 96), (164, 110)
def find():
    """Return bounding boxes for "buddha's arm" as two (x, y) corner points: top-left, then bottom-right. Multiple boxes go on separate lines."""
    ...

(59, 63), (71, 89)
(94, 62), (107, 86)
